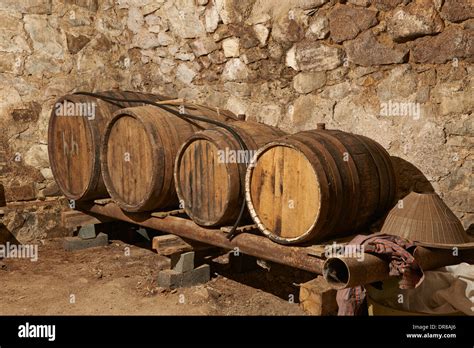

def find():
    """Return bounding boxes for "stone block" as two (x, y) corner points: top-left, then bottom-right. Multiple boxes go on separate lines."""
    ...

(166, 1), (205, 39)
(295, 40), (344, 71)
(441, 0), (474, 23)
(11, 102), (41, 122)
(410, 27), (473, 64)
(306, 14), (329, 40)
(190, 37), (218, 57)
(1, 0), (52, 14)
(62, 0), (99, 12)
(293, 71), (326, 94)
(329, 5), (378, 43)
(373, 0), (403, 11)
(222, 37), (240, 58)
(66, 33), (91, 54)
(222, 58), (249, 81)
(344, 31), (408, 66)
(387, 2), (444, 41)
(5, 184), (36, 202)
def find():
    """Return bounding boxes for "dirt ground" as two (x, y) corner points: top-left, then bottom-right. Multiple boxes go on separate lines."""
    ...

(0, 236), (311, 315)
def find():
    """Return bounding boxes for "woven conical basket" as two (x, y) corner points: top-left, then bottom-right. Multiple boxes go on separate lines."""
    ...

(381, 191), (474, 249)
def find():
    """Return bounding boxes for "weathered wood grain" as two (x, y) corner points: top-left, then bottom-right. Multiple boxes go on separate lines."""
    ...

(174, 121), (286, 227)
(246, 128), (397, 244)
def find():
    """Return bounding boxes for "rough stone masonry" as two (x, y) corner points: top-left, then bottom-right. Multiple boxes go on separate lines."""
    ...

(0, 0), (472, 242)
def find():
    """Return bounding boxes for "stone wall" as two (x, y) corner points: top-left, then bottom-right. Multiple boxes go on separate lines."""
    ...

(0, 0), (472, 241)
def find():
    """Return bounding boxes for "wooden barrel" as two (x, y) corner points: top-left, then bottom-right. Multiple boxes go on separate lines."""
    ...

(48, 91), (168, 201)
(101, 104), (238, 212)
(174, 121), (286, 227)
(245, 126), (397, 244)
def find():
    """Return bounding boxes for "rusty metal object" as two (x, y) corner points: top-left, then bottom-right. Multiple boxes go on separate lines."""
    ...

(323, 254), (390, 290)
(414, 247), (474, 269)
(323, 247), (474, 289)
(76, 202), (324, 274)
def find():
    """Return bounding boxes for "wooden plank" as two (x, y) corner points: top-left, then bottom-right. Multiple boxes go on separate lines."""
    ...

(299, 276), (338, 316)
(61, 210), (113, 229)
(306, 245), (327, 258)
(306, 236), (353, 258)
(152, 235), (193, 255)
(152, 234), (212, 256)
(246, 144), (321, 243)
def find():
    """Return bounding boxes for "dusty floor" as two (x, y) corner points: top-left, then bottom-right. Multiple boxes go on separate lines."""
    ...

(0, 237), (311, 315)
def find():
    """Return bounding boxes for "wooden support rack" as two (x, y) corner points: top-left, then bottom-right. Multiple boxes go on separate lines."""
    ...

(73, 201), (327, 274)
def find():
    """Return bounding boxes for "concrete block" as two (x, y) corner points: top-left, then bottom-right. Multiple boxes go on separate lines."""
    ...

(63, 232), (108, 252)
(157, 264), (210, 289)
(171, 251), (195, 273)
(77, 224), (96, 240)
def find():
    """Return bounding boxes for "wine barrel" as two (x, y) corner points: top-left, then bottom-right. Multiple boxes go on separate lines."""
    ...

(245, 126), (397, 244)
(101, 104), (238, 212)
(48, 91), (169, 201)
(174, 121), (286, 227)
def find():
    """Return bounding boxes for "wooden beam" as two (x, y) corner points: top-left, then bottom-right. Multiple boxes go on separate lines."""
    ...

(152, 234), (213, 256)
(77, 201), (325, 274)
(299, 276), (338, 316)
(61, 210), (113, 229)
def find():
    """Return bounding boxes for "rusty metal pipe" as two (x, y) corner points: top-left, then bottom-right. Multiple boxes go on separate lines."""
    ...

(78, 202), (324, 274)
(323, 254), (390, 290)
(323, 247), (474, 289)
(413, 247), (474, 269)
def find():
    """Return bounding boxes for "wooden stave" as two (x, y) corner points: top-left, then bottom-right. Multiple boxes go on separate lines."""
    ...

(358, 136), (398, 214)
(245, 138), (331, 244)
(291, 132), (348, 240)
(178, 129), (240, 226)
(311, 130), (363, 233)
(328, 131), (397, 226)
(322, 130), (377, 231)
